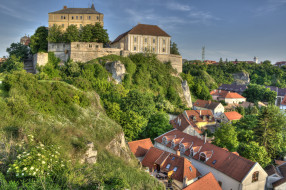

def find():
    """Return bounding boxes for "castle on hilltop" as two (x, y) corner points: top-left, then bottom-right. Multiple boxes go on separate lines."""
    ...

(34, 4), (182, 73)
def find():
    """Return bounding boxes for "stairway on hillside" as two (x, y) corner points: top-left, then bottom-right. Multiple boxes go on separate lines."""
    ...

(24, 57), (35, 74)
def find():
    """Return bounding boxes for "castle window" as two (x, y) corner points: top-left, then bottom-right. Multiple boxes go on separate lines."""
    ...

(163, 39), (166, 45)
(145, 38), (147, 43)
(88, 16), (91, 20)
(61, 16), (63, 19)
(163, 48), (166, 52)
(76, 16), (78, 20)
(80, 16), (82, 19)
(134, 37), (137, 42)
(134, 46), (136, 51)
(252, 172), (259, 182)
(89, 44), (92, 48)
(72, 16), (74, 20)
(97, 16), (99, 20)
(153, 39), (155, 43)
(153, 48), (155, 52)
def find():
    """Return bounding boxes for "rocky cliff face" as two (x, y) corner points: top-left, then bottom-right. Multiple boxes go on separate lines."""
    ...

(182, 80), (193, 108)
(106, 132), (131, 161)
(232, 71), (250, 85)
(105, 61), (126, 84)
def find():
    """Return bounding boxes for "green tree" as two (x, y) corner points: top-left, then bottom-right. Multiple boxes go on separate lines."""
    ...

(29, 26), (48, 54)
(92, 23), (109, 44)
(0, 55), (24, 73)
(253, 105), (286, 159)
(6, 43), (30, 61)
(64, 25), (80, 42)
(80, 24), (95, 42)
(142, 112), (173, 140)
(120, 111), (148, 141)
(243, 84), (277, 104)
(48, 25), (64, 43)
(213, 123), (239, 152)
(170, 41), (180, 55)
(238, 142), (271, 167)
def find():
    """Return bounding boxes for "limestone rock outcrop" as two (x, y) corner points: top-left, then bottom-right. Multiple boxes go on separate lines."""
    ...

(182, 80), (193, 108)
(232, 71), (250, 85)
(105, 61), (126, 84)
(106, 133), (131, 161)
(80, 142), (97, 164)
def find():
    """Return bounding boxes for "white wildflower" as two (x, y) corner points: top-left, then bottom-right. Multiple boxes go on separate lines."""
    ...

(23, 167), (27, 171)
(42, 161), (46, 164)
(22, 173), (24, 176)
(30, 167), (34, 170)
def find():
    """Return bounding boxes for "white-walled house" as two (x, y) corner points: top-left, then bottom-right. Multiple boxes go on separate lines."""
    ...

(210, 90), (246, 104)
(193, 99), (225, 118)
(154, 129), (268, 190)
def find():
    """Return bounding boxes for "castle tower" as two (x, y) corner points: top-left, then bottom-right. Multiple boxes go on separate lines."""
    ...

(254, 56), (258, 64)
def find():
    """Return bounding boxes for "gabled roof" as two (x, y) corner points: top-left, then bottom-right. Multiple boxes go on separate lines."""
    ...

(170, 113), (202, 134)
(111, 24), (170, 44)
(273, 163), (286, 187)
(49, 4), (102, 14)
(185, 110), (215, 123)
(224, 111), (242, 121)
(210, 90), (246, 99)
(155, 129), (256, 182)
(142, 147), (201, 182)
(128, 138), (153, 157)
(265, 164), (280, 176)
(193, 99), (221, 110)
(183, 172), (222, 190)
(275, 160), (286, 166)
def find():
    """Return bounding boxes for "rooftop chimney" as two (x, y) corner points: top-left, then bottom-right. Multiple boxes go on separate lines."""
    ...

(63, 6), (67, 9)
(176, 149), (180, 157)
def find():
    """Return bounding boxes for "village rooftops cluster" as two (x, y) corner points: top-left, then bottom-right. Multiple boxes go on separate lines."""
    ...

(183, 172), (222, 190)
(155, 129), (256, 182)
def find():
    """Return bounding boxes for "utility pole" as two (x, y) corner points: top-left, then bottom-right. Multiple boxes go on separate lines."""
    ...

(202, 46), (205, 62)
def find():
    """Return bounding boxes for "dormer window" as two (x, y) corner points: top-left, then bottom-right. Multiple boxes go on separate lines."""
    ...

(252, 172), (259, 182)
(179, 144), (185, 153)
(199, 153), (206, 162)
(193, 116), (196, 121)
(162, 137), (168, 145)
(171, 141), (175, 148)
(190, 149), (194, 157)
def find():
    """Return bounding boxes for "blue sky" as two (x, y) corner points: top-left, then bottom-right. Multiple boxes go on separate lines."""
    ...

(0, 0), (286, 63)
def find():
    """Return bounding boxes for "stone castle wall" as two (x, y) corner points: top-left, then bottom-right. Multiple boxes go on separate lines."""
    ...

(47, 42), (182, 73)
(33, 52), (48, 70)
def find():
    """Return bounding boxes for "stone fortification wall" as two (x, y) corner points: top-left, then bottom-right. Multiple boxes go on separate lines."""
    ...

(33, 53), (48, 69)
(156, 54), (182, 73)
(48, 43), (71, 62)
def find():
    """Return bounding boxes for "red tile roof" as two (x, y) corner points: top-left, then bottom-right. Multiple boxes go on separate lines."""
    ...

(155, 129), (256, 182)
(184, 110), (215, 123)
(142, 147), (201, 182)
(224, 111), (242, 121)
(281, 96), (286, 106)
(170, 113), (203, 134)
(128, 138), (153, 157)
(210, 90), (245, 99)
(183, 172), (222, 190)
(112, 24), (170, 44)
(193, 100), (221, 110)
(275, 160), (286, 166)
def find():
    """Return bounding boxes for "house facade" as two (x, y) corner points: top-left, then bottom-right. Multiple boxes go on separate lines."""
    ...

(111, 24), (171, 55)
(182, 110), (216, 129)
(193, 99), (225, 118)
(154, 129), (268, 190)
(211, 90), (246, 104)
(48, 4), (104, 30)
(221, 111), (242, 123)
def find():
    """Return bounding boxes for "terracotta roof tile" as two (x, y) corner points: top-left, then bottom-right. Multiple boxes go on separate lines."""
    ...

(224, 111), (242, 121)
(170, 114), (203, 134)
(185, 110), (215, 123)
(193, 100), (221, 110)
(275, 160), (286, 166)
(112, 24), (170, 44)
(128, 138), (153, 157)
(210, 90), (246, 99)
(273, 164), (286, 187)
(183, 172), (222, 190)
(141, 147), (164, 170)
(155, 129), (256, 182)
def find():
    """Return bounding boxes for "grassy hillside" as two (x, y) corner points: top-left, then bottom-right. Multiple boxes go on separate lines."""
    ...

(0, 71), (164, 189)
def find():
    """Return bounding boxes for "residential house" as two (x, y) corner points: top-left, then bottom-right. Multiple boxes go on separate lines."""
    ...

(275, 61), (286, 67)
(128, 138), (154, 161)
(183, 110), (216, 129)
(154, 129), (268, 190)
(221, 111), (242, 123)
(170, 112), (203, 138)
(265, 163), (286, 189)
(142, 147), (201, 189)
(210, 90), (246, 104)
(193, 99), (225, 118)
(183, 172), (222, 190)
(48, 4), (104, 30)
(110, 24), (171, 55)
(218, 84), (248, 95)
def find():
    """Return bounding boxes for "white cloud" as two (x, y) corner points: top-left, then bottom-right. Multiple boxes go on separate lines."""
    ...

(255, 0), (286, 15)
(166, 2), (192, 11)
(0, 4), (36, 22)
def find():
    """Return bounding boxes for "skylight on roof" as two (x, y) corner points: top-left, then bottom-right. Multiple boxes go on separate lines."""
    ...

(189, 166), (192, 172)
(212, 160), (217, 165)
(171, 157), (175, 160)
(166, 164), (171, 169)
(173, 167), (178, 172)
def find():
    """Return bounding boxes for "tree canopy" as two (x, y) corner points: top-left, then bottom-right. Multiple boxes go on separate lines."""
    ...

(29, 26), (48, 54)
(170, 41), (180, 55)
(6, 43), (30, 62)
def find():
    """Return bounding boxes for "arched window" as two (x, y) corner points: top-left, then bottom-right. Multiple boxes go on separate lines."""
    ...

(252, 171), (259, 182)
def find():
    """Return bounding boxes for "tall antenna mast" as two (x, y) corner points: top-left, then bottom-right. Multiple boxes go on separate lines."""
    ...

(202, 46), (205, 62)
